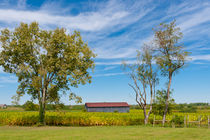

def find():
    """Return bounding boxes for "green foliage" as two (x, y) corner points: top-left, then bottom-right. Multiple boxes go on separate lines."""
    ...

(129, 105), (141, 109)
(152, 90), (175, 115)
(68, 105), (85, 110)
(189, 103), (209, 106)
(69, 93), (82, 104)
(11, 95), (21, 105)
(46, 103), (65, 111)
(170, 115), (184, 125)
(154, 20), (190, 77)
(23, 101), (39, 111)
(175, 104), (197, 113)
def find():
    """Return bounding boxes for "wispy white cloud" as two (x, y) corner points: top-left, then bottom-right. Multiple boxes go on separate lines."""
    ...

(178, 7), (210, 32)
(0, 0), (210, 67)
(39, 1), (72, 14)
(0, 0), (156, 61)
(0, 9), (129, 31)
(191, 55), (210, 61)
(0, 0), (151, 32)
(103, 66), (117, 71)
(0, 76), (17, 83)
(96, 60), (136, 65)
(192, 61), (207, 65)
(167, 1), (208, 18)
(95, 47), (137, 59)
(93, 72), (125, 77)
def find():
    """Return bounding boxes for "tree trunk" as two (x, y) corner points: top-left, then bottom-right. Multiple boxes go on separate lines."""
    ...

(144, 105), (153, 125)
(162, 74), (172, 126)
(39, 100), (44, 125)
(143, 107), (148, 124)
(143, 106), (152, 125)
(144, 115), (149, 124)
(39, 88), (47, 125)
(143, 83), (154, 125)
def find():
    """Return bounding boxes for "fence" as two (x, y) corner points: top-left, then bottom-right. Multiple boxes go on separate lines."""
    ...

(153, 115), (210, 128)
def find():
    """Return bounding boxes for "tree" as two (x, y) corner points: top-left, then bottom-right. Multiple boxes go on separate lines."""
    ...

(154, 20), (189, 125)
(11, 94), (21, 105)
(0, 22), (95, 125)
(152, 89), (175, 116)
(69, 93), (82, 110)
(122, 45), (158, 124)
(23, 100), (39, 111)
(69, 93), (82, 104)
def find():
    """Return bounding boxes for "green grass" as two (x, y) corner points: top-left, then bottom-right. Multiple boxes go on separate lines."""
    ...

(0, 126), (210, 140)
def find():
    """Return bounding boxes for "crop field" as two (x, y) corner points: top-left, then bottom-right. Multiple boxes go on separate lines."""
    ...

(1, 110), (210, 127)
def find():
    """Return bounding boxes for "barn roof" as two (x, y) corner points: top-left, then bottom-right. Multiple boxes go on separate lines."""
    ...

(85, 102), (129, 107)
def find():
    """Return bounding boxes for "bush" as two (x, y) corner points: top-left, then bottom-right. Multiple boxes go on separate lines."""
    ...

(23, 101), (39, 111)
(46, 103), (65, 111)
(170, 115), (184, 126)
(152, 90), (175, 116)
(176, 104), (197, 113)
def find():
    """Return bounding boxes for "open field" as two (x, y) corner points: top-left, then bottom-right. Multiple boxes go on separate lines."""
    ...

(1, 126), (210, 140)
(0, 107), (24, 112)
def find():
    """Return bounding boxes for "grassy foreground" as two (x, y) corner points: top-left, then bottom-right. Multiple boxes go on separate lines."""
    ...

(0, 126), (210, 140)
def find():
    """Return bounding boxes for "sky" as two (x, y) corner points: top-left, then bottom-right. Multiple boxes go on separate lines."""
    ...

(0, 0), (210, 105)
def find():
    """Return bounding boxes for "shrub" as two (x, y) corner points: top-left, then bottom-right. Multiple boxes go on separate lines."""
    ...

(23, 101), (39, 111)
(170, 115), (184, 126)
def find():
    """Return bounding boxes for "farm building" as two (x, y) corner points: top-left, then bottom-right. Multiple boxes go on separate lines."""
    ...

(0, 104), (7, 109)
(85, 102), (129, 112)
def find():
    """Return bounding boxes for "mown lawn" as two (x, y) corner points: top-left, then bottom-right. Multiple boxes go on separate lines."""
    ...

(0, 126), (210, 140)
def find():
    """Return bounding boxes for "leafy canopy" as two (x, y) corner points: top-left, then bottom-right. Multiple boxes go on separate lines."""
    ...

(0, 22), (95, 102)
(154, 20), (189, 76)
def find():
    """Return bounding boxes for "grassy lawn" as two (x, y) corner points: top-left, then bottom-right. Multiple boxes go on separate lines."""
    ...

(0, 126), (210, 140)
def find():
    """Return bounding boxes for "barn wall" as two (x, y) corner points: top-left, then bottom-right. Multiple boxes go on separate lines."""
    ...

(86, 107), (129, 112)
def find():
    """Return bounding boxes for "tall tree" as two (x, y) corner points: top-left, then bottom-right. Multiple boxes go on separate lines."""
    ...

(123, 45), (158, 124)
(154, 20), (189, 125)
(0, 22), (95, 125)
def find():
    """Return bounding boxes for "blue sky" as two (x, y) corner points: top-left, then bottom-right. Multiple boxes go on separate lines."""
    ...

(0, 0), (210, 105)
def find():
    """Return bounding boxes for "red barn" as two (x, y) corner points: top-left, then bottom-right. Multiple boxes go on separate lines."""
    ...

(85, 102), (129, 112)
(0, 104), (7, 109)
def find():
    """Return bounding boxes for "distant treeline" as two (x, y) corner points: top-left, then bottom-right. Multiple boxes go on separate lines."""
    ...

(130, 103), (210, 113)
(6, 103), (85, 111)
(6, 102), (210, 113)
